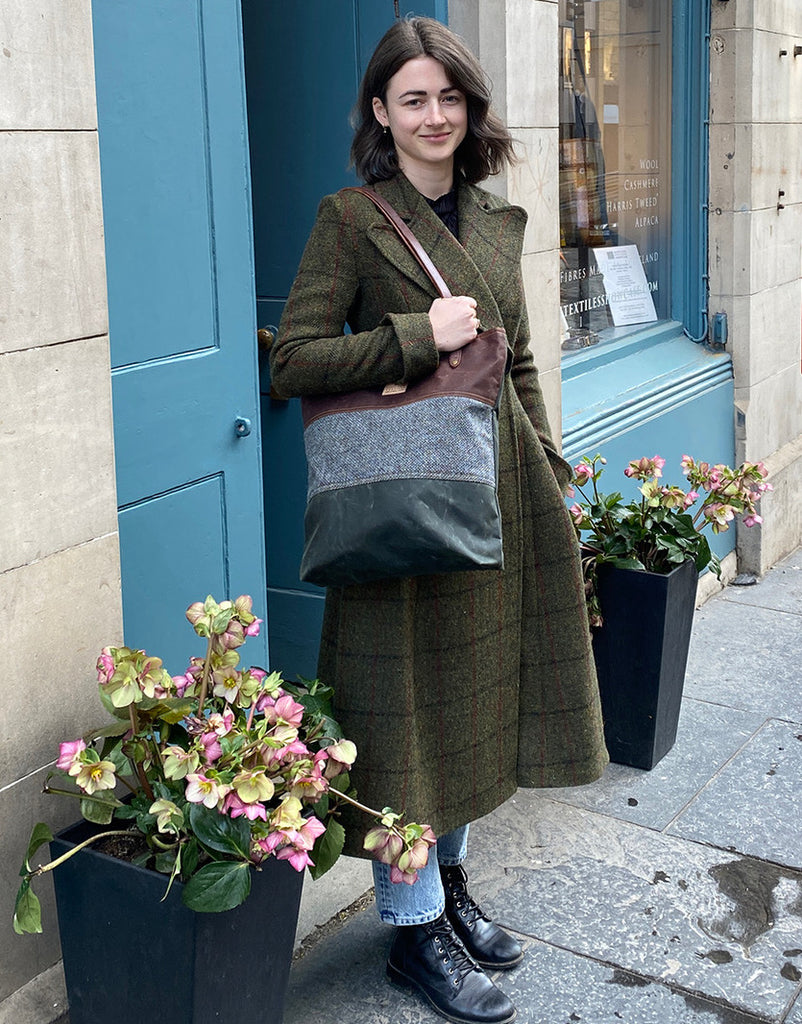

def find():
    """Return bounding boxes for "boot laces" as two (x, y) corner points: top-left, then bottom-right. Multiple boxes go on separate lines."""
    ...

(447, 880), (490, 928)
(426, 916), (479, 984)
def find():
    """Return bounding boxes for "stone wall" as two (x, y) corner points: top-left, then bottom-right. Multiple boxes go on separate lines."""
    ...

(709, 0), (802, 572)
(0, 0), (122, 999)
(450, 0), (564, 439)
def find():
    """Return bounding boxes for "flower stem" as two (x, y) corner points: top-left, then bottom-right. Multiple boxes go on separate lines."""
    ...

(196, 633), (214, 717)
(28, 830), (134, 879)
(330, 788), (385, 820)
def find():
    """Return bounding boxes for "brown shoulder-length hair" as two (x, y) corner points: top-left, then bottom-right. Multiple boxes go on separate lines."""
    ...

(351, 17), (515, 185)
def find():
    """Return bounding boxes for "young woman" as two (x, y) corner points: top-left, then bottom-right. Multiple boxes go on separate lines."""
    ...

(271, 18), (607, 1024)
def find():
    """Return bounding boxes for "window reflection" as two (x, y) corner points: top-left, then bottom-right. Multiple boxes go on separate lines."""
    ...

(559, 0), (672, 350)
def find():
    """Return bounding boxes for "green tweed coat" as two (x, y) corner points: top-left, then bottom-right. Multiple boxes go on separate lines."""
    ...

(272, 173), (607, 854)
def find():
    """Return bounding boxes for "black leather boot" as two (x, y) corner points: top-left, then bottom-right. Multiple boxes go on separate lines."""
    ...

(387, 912), (517, 1024)
(441, 864), (524, 970)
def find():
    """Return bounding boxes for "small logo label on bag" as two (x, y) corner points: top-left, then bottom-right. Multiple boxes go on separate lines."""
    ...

(382, 382), (408, 395)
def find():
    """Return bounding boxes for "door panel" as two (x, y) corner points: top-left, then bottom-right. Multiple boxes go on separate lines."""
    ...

(93, 0), (267, 672)
(243, 1), (444, 677)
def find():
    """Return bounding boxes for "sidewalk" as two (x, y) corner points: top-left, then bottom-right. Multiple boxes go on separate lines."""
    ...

(4, 549), (801, 1024)
(283, 548), (802, 1024)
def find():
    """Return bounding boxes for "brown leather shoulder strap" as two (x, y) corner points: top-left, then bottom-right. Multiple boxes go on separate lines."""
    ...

(345, 186), (452, 299)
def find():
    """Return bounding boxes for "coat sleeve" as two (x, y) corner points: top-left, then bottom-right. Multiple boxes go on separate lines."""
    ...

(509, 269), (573, 493)
(270, 192), (439, 398)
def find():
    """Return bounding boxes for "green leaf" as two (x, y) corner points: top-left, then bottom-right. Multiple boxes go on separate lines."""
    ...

(154, 850), (177, 875)
(181, 838), (200, 878)
(21, 823), (53, 875)
(13, 880), (42, 935)
(98, 685), (131, 720)
(308, 819), (345, 881)
(181, 860), (251, 913)
(189, 804), (251, 859)
(81, 792), (120, 825)
(147, 698), (195, 725)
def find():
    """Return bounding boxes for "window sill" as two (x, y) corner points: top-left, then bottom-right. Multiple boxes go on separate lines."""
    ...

(561, 320), (733, 457)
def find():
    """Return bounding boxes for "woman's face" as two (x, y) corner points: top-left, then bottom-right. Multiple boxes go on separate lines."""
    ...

(372, 56), (468, 185)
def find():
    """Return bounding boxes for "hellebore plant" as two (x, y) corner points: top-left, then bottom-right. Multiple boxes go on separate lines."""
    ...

(569, 454), (771, 625)
(14, 596), (435, 935)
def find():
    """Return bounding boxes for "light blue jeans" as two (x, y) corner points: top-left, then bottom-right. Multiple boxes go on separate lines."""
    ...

(373, 825), (469, 925)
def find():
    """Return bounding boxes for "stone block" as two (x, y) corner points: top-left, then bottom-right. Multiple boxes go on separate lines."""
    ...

(708, 211), (751, 298)
(0, 767), (78, 1002)
(753, 27), (802, 124)
(737, 437), (802, 575)
(735, 362), (802, 458)
(754, 0), (802, 34)
(505, 0), (558, 129)
(0, 336), (118, 571)
(711, 123), (802, 215)
(507, 127), (560, 254)
(0, 534), (122, 786)
(728, 280), (802, 389)
(0, 132), (108, 354)
(0, 0), (97, 129)
(709, 29), (752, 125)
(521, 248), (561, 371)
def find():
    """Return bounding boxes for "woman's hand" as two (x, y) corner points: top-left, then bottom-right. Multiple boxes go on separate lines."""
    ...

(428, 296), (480, 352)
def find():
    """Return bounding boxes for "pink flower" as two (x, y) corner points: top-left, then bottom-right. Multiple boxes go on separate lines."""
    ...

(364, 826), (404, 866)
(323, 739), (357, 778)
(223, 792), (268, 821)
(200, 731), (223, 763)
(276, 845), (314, 872)
(96, 649), (115, 685)
(569, 503), (584, 527)
(185, 773), (226, 808)
(389, 865), (418, 885)
(624, 456), (665, 481)
(742, 513), (762, 528)
(56, 739), (86, 774)
(207, 710), (234, 737)
(244, 618), (262, 638)
(682, 490), (699, 510)
(573, 463), (593, 486)
(262, 694), (305, 728)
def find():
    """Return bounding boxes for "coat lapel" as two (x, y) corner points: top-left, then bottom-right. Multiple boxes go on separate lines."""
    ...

(364, 175), (526, 331)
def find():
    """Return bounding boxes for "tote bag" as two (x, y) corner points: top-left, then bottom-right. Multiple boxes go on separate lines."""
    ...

(299, 188), (510, 587)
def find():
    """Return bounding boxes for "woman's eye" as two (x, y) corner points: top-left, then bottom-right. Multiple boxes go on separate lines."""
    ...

(443, 94), (461, 105)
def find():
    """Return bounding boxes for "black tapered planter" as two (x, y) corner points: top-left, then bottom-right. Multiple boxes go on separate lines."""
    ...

(591, 558), (697, 770)
(51, 818), (304, 1024)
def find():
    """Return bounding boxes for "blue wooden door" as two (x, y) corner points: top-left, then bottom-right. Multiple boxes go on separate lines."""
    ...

(242, 0), (445, 678)
(92, 0), (267, 672)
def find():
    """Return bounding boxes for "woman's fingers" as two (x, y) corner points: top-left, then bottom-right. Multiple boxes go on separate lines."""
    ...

(429, 296), (481, 352)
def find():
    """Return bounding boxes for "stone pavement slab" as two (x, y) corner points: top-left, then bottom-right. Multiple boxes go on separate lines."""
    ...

(497, 940), (768, 1024)
(538, 697), (765, 830)
(719, 552), (802, 615)
(668, 718), (802, 869)
(466, 795), (802, 1021)
(684, 600), (802, 722)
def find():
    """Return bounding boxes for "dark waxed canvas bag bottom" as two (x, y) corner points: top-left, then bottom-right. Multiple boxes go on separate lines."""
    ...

(301, 476), (503, 586)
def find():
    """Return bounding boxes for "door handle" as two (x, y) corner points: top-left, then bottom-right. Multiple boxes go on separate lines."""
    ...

(257, 326), (287, 400)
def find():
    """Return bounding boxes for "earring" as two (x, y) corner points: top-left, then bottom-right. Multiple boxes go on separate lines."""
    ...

(383, 125), (389, 135)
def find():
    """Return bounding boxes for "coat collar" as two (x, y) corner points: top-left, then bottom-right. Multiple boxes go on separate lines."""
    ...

(363, 173), (526, 329)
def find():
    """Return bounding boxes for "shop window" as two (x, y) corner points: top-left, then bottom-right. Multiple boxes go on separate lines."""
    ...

(559, 0), (672, 351)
